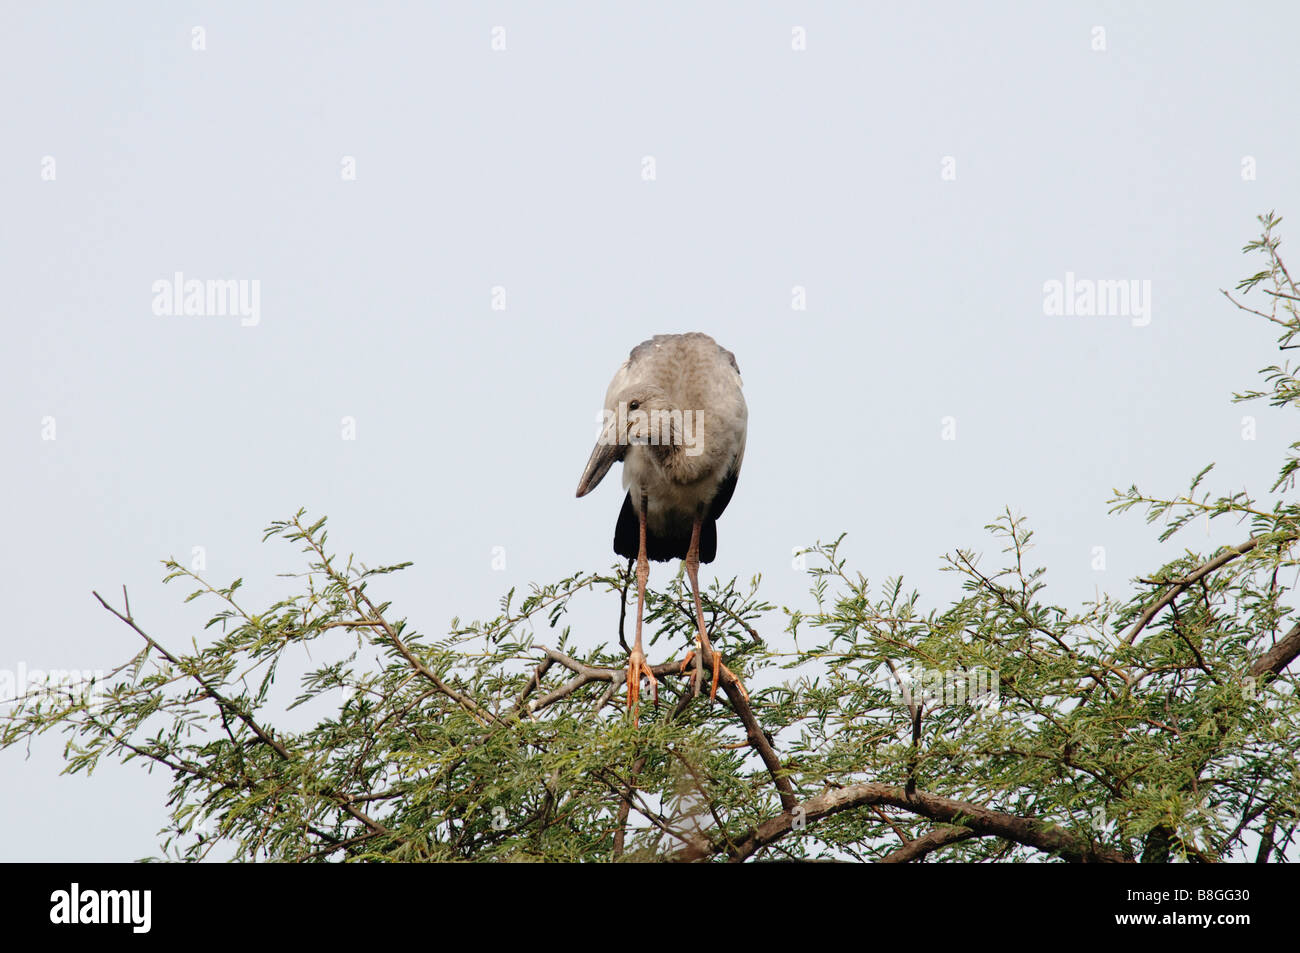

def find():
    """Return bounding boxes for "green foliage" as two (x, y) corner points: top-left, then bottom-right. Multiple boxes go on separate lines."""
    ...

(5, 214), (1300, 862)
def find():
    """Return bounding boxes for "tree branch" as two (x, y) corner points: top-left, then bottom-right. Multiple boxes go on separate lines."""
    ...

(670, 783), (1130, 863)
(1122, 536), (1267, 645)
(92, 590), (392, 839)
(536, 643), (797, 812)
(1250, 619), (1300, 680)
(879, 825), (978, 863)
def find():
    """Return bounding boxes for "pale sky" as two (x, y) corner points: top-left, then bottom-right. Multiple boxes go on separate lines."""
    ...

(3, 2), (1298, 860)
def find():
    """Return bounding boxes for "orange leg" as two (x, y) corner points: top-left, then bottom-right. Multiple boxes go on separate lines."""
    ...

(681, 514), (748, 702)
(627, 492), (657, 724)
(679, 650), (747, 702)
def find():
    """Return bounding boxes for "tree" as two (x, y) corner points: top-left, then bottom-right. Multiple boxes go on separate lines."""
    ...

(6, 214), (1300, 863)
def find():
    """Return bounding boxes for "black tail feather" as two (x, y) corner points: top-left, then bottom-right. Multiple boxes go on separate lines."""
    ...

(613, 493), (718, 563)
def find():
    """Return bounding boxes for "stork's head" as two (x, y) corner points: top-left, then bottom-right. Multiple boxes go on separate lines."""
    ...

(575, 383), (672, 497)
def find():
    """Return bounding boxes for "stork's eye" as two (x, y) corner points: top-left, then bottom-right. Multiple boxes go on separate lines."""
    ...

(628, 400), (640, 411)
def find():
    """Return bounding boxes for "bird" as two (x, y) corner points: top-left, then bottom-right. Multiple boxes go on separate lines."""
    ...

(575, 332), (748, 723)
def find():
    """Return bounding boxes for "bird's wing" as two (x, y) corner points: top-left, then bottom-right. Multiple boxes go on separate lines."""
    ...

(707, 349), (746, 520)
(718, 343), (740, 375)
(708, 444), (744, 521)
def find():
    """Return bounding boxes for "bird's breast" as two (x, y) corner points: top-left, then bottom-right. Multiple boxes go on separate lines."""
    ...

(622, 445), (729, 529)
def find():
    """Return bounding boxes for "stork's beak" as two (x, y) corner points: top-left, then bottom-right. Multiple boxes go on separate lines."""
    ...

(576, 423), (621, 497)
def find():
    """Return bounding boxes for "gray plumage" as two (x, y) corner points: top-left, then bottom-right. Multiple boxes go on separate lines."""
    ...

(576, 332), (747, 563)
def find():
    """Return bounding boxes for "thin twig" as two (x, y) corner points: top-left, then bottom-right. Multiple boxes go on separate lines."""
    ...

(92, 590), (392, 839)
(1122, 536), (1268, 645)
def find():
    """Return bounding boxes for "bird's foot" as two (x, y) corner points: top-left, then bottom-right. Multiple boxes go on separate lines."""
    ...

(626, 647), (658, 725)
(679, 650), (749, 703)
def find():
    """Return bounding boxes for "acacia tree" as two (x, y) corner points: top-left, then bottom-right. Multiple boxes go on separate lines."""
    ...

(6, 214), (1300, 863)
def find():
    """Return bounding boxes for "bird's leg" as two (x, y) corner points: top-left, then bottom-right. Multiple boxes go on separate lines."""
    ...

(679, 511), (749, 702)
(617, 555), (634, 654)
(626, 492), (656, 724)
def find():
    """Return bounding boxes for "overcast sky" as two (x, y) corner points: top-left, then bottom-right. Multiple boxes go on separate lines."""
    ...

(3, 2), (1298, 860)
